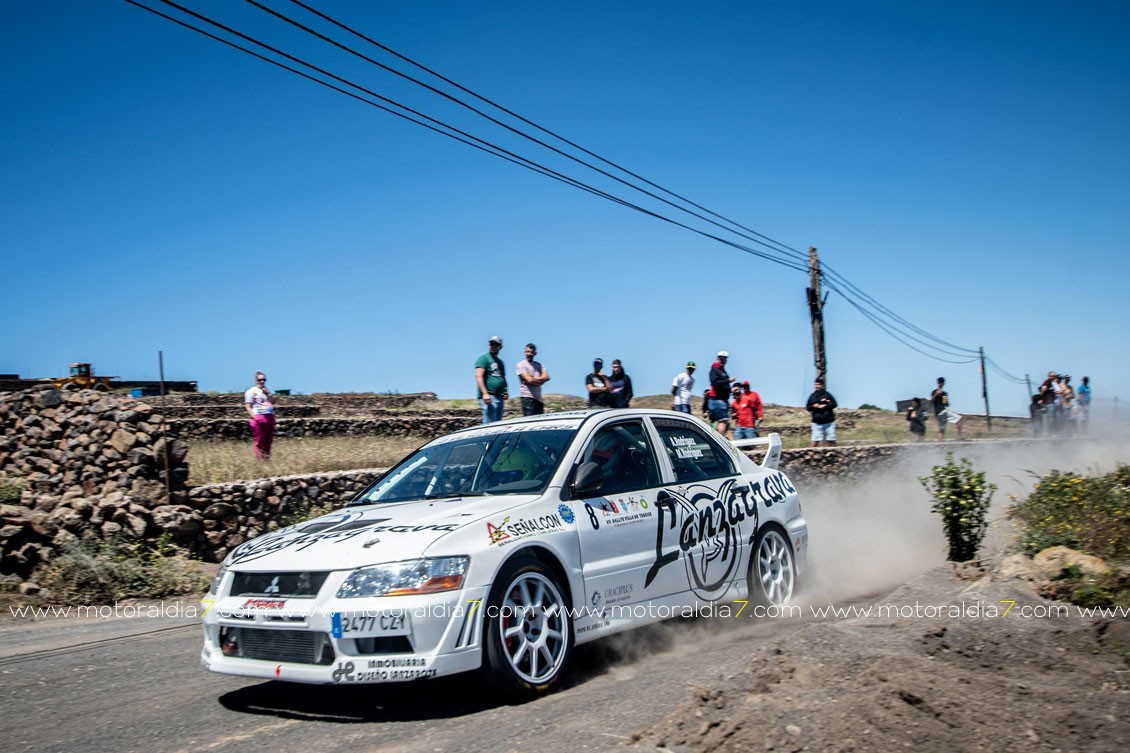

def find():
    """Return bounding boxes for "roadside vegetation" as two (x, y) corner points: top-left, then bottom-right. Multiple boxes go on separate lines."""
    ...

(187, 395), (1032, 483)
(38, 533), (210, 602)
(1009, 465), (1130, 607)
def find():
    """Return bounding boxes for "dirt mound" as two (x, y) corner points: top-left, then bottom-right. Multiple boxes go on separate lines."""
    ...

(625, 567), (1130, 753)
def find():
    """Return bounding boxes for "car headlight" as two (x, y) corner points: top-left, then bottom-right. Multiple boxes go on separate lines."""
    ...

(209, 563), (229, 596)
(337, 556), (469, 598)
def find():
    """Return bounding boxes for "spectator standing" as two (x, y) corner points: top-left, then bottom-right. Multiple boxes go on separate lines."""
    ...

(585, 358), (612, 408)
(1061, 375), (1076, 433)
(805, 378), (838, 447)
(732, 381), (764, 439)
(1039, 371), (1057, 433)
(244, 370), (276, 461)
(1029, 394), (1045, 437)
(906, 397), (926, 441)
(475, 335), (508, 424)
(671, 361), (696, 413)
(700, 388), (711, 422)
(707, 351), (733, 435)
(1078, 376), (1092, 433)
(608, 359), (634, 408)
(516, 343), (551, 416)
(931, 377), (965, 440)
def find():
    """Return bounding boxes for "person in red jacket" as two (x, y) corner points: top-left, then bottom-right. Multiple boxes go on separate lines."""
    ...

(731, 380), (764, 439)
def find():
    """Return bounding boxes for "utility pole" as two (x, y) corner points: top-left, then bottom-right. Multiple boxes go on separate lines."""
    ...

(979, 347), (992, 433)
(806, 247), (827, 384)
(1025, 373), (1032, 399)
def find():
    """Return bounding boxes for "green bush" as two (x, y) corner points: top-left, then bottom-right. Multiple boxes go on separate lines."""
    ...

(1007, 466), (1130, 561)
(40, 532), (210, 603)
(919, 453), (997, 562)
(0, 475), (23, 504)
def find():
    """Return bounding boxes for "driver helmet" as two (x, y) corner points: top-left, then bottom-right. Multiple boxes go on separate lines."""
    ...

(490, 446), (539, 481)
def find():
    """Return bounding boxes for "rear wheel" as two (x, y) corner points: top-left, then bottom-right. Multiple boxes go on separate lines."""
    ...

(748, 525), (797, 606)
(483, 556), (573, 700)
(93, 383), (109, 392)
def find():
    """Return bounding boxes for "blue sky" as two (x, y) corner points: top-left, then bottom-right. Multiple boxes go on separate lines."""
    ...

(2, 0), (1128, 417)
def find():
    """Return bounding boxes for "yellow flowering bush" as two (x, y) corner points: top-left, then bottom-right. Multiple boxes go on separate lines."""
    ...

(1008, 465), (1130, 560)
(919, 453), (996, 562)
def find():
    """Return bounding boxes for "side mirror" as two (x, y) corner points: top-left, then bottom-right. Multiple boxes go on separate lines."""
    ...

(572, 462), (604, 497)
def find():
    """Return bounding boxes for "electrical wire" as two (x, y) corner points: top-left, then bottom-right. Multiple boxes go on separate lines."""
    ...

(129, 0), (809, 274)
(128, 0), (1017, 371)
(242, 0), (810, 266)
(281, 0), (812, 266)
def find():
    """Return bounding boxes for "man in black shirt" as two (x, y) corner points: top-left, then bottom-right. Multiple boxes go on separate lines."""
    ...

(805, 379), (838, 447)
(586, 358), (612, 408)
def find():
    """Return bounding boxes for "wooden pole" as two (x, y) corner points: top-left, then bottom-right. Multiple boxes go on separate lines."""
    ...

(159, 351), (172, 504)
(980, 347), (992, 433)
(807, 247), (826, 384)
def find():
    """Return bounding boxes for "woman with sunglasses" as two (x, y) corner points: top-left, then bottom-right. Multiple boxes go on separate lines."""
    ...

(244, 371), (276, 460)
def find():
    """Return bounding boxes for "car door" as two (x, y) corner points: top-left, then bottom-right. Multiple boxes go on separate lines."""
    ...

(645, 417), (756, 603)
(567, 418), (664, 614)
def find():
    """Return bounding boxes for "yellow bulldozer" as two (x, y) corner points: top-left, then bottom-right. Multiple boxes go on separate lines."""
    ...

(53, 362), (116, 391)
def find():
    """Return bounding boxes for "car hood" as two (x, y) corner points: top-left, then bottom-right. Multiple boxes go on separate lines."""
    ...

(224, 494), (538, 571)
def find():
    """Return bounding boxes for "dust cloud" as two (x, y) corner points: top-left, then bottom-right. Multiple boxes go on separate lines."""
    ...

(798, 437), (1130, 605)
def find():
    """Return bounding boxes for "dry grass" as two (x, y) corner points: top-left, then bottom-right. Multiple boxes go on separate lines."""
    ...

(188, 435), (428, 484)
(185, 395), (1031, 483)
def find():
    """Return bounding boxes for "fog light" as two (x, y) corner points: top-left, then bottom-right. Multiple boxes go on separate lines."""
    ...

(220, 627), (239, 657)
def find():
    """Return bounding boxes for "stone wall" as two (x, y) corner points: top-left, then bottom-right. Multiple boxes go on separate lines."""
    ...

(0, 387), (191, 577)
(0, 384), (1053, 581)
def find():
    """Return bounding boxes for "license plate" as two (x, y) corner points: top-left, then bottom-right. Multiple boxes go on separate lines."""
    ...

(332, 611), (411, 638)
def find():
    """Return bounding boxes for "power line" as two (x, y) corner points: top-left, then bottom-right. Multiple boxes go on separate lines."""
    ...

(129, 0), (1017, 374)
(281, 0), (812, 266)
(129, 0), (809, 274)
(242, 0), (810, 266)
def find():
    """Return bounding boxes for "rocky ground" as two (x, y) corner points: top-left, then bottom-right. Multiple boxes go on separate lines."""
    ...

(624, 560), (1129, 753)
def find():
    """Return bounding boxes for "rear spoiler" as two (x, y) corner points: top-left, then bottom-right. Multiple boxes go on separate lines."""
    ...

(731, 432), (781, 470)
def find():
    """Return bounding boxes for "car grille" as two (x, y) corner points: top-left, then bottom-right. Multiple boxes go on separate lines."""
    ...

(236, 628), (334, 665)
(229, 571), (331, 598)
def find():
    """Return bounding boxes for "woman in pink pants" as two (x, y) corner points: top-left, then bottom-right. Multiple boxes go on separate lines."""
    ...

(244, 371), (276, 460)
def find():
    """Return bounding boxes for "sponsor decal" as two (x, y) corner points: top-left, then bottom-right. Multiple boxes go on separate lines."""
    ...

(240, 598), (286, 610)
(603, 583), (634, 605)
(488, 513), (566, 546)
(333, 658), (436, 682)
(583, 496), (654, 531)
(332, 661), (356, 682)
(230, 513), (392, 564)
(590, 591), (602, 609)
(487, 517), (511, 545)
(644, 478), (757, 600)
(557, 503), (575, 525)
(229, 513), (461, 565)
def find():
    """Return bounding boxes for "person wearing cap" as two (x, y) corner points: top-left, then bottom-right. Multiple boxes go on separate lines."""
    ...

(608, 359), (634, 409)
(707, 351), (732, 435)
(585, 358), (612, 408)
(732, 380), (764, 440)
(516, 342), (551, 416)
(474, 336), (508, 424)
(671, 361), (696, 413)
(930, 376), (964, 441)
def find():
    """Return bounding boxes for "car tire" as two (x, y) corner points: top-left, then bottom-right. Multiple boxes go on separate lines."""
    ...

(482, 555), (573, 701)
(747, 525), (797, 607)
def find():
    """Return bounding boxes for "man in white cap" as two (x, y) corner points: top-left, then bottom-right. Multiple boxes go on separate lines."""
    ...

(707, 351), (732, 435)
(475, 335), (508, 423)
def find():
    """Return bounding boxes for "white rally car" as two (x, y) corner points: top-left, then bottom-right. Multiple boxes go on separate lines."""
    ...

(201, 409), (808, 698)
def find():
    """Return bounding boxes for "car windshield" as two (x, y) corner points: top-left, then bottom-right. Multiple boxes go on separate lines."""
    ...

(350, 427), (576, 504)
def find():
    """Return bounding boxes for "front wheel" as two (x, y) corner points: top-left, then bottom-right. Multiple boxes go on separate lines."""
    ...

(483, 556), (573, 700)
(748, 525), (797, 606)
